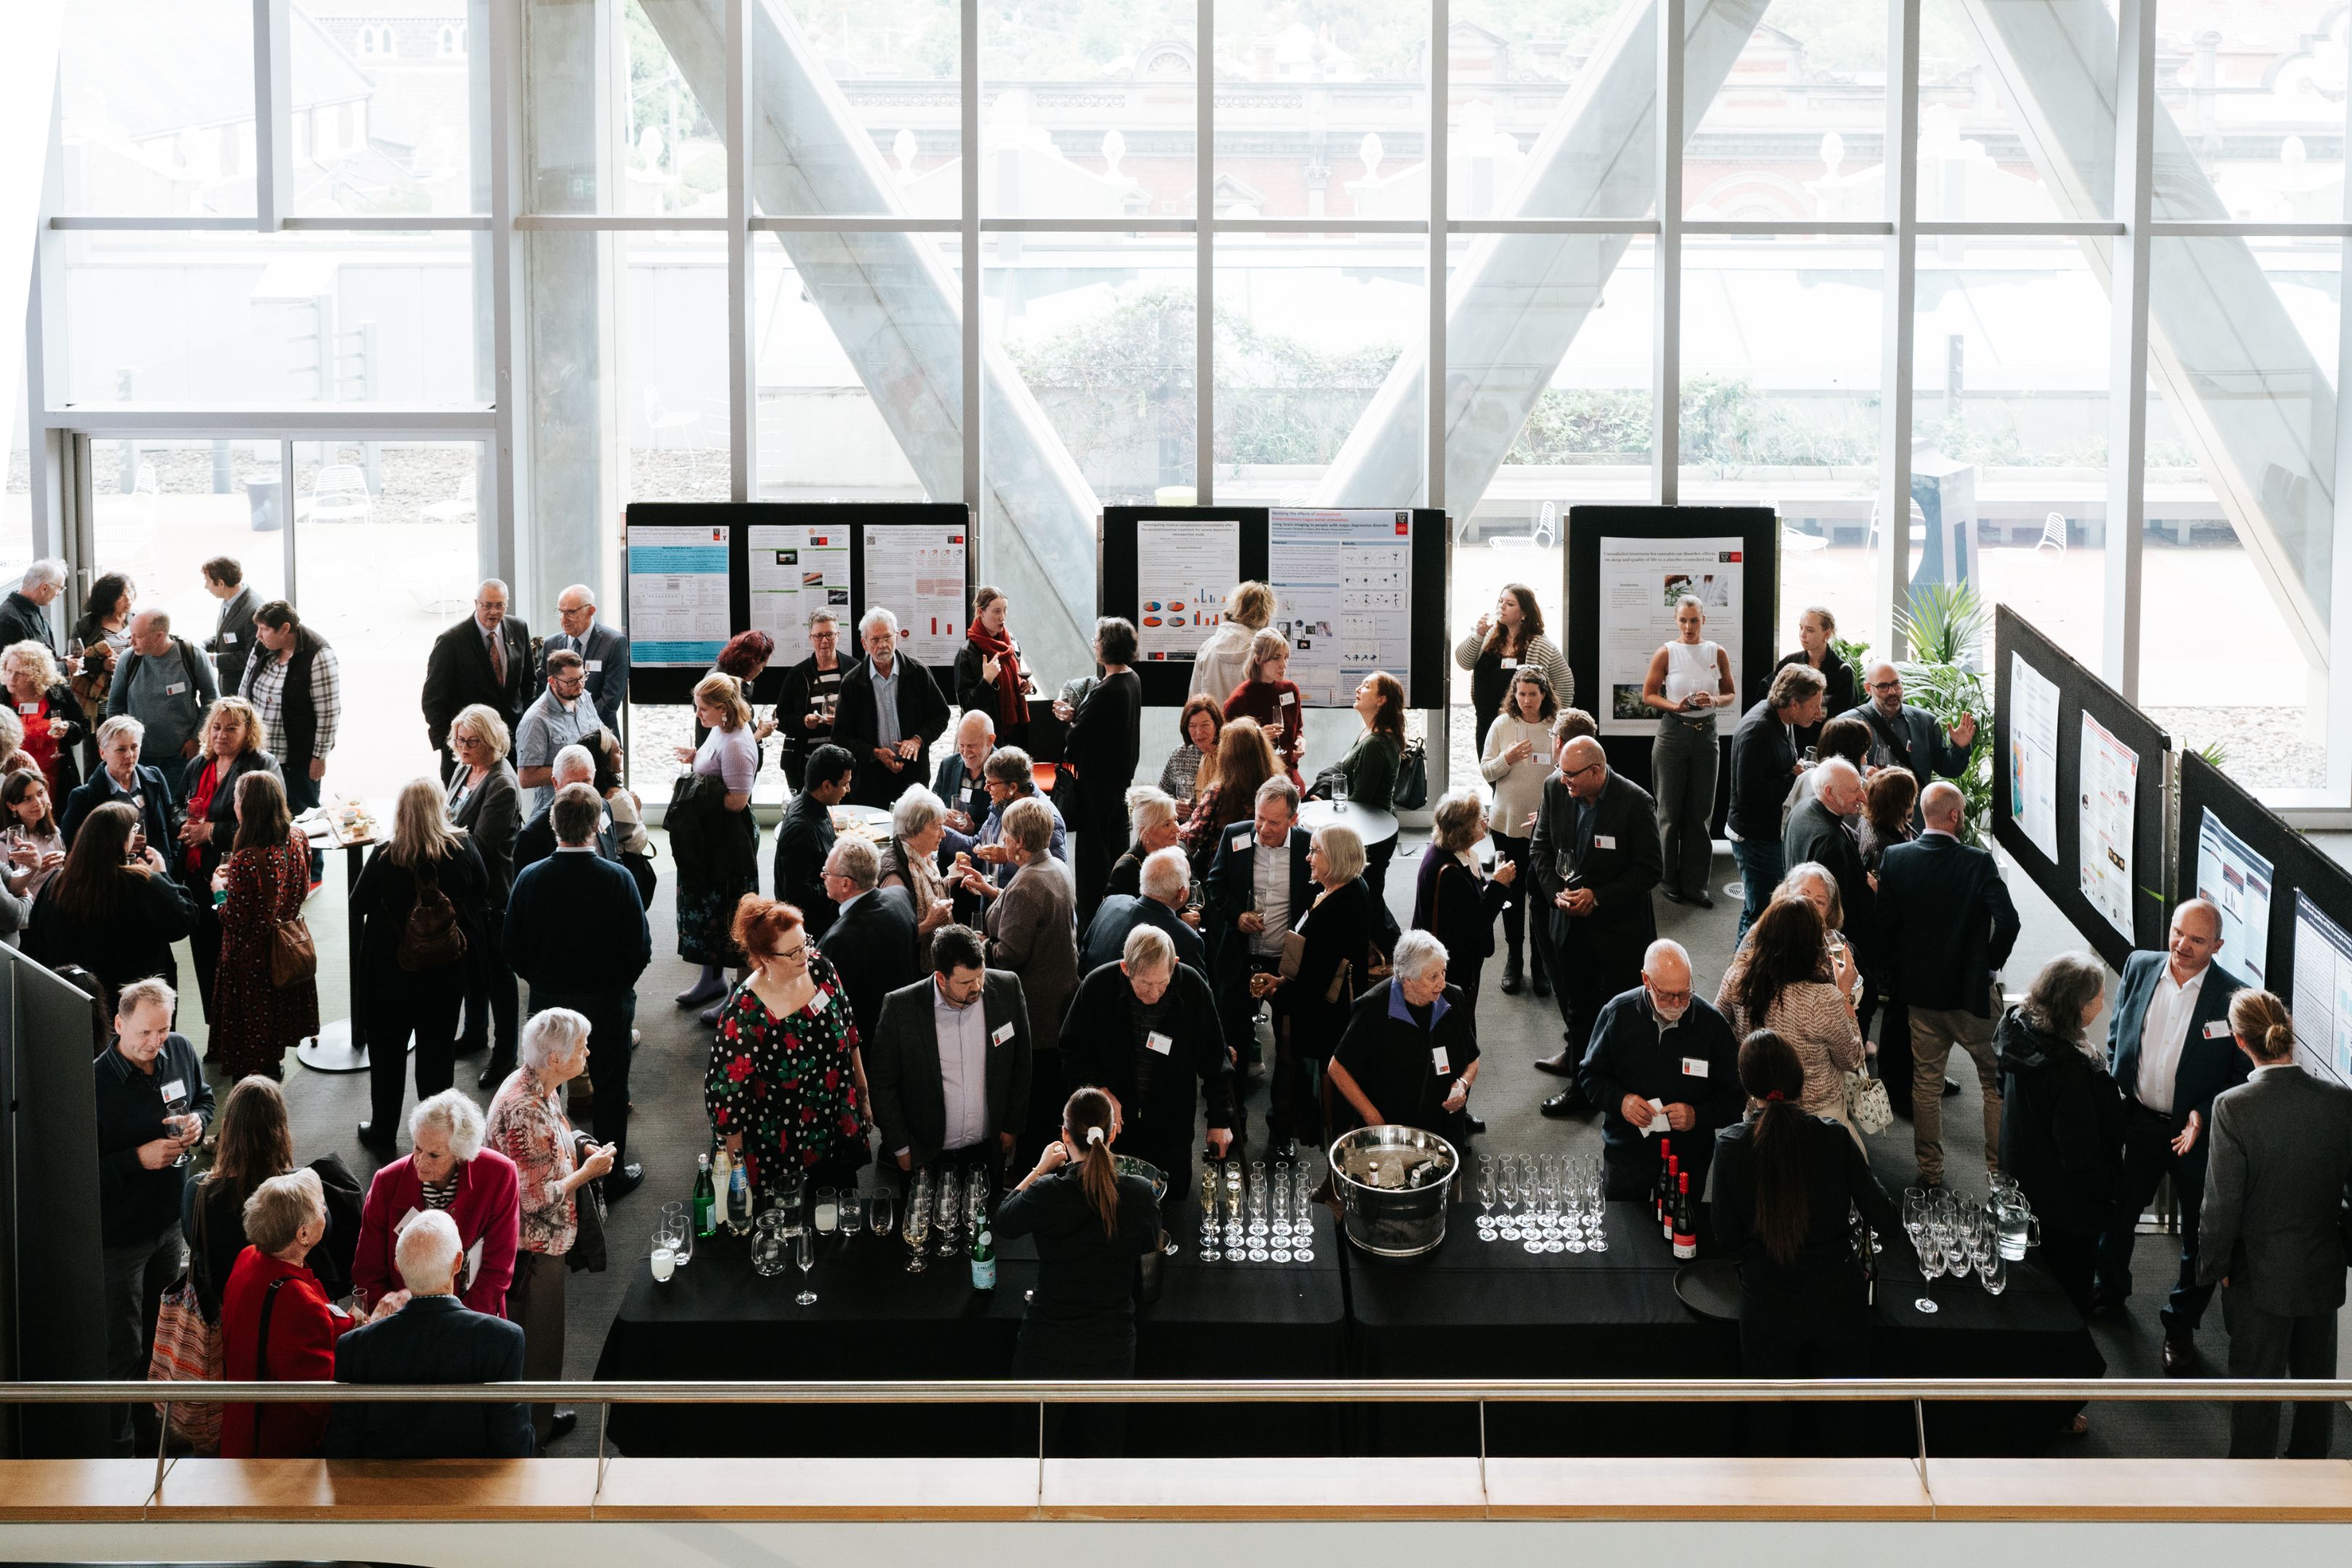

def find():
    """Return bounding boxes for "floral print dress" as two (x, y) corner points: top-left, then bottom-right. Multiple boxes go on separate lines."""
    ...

(704, 950), (870, 1204)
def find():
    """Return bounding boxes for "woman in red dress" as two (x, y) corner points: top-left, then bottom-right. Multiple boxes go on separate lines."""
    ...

(0, 640), (83, 796)
(1220, 629), (1306, 788)
(210, 769), (319, 1081)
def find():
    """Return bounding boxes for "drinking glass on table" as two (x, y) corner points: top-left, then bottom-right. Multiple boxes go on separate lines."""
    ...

(868, 1191), (895, 1238)
(1247, 1167), (1270, 1262)
(794, 1225), (817, 1307)
(814, 1188), (840, 1235)
(750, 1210), (788, 1278)
(1331, 775), (1351, 810)
(1198, 1167), (1221, 1262)
(1561, 1182), (1588, 1254)
(663, 1201), (694, 1268)
(1980, 1246), (2009, 1296)
(904, 1174), (932, 1273)
(840, 1189), (865, 1239)
(650, 1230), (677, 1283)
(1583, 1164), (1608, 1251)
(1270, 1174), (1294, 1263)
(1223, 1161), (1244, 1253)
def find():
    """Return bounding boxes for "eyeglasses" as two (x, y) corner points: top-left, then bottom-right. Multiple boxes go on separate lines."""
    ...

(1564, 761), (1605, 780)
(770, 942), (807, 965)
(1646, 985), (1691, 1005)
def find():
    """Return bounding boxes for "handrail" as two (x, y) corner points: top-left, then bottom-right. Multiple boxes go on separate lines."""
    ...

(8, 1378), (2352, 1403)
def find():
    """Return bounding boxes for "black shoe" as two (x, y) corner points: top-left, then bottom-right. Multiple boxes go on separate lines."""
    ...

(547, 1410), (579, 1445)
(1943, 1077), (1961, 1098)
(1691, 892), (1715, 910)
(1662, 888), (1688, 906)
(477, 1057), (513, 1091)
(1534, 1051), (1576, 1077)
(2163, 1335), (2199, 1376)
(1463, 1113), (1487, 1135)
(1500, 955), (1524, 995)
(355, 1120), (395, 1153)
(1530, 963), (1551, 998)
(1272, 1137), (1300, 1162)
(603, 1162), (645, 1202)
(1540, 1090), (1582, 1120)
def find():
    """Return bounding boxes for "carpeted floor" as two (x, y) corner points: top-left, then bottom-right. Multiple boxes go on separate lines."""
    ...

(181, 823), (2345, 1461)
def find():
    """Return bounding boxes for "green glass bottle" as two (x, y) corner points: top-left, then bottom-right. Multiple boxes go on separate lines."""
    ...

(969, 1199), (997, 1292)
(692, 1151), (716, 1238)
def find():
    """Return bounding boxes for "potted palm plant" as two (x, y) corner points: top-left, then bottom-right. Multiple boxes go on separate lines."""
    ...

(1893, 581), (1994, 843)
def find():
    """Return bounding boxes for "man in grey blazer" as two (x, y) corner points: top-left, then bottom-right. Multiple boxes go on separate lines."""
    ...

(2198, 996), (2352, 1458)
(865, 925), (1034, 1193)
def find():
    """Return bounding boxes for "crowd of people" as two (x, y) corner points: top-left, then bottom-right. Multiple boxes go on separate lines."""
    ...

(62, 560), (2351, 1466)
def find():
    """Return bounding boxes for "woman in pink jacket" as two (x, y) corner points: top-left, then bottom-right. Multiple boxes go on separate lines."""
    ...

(350, 1088), (520, 1317)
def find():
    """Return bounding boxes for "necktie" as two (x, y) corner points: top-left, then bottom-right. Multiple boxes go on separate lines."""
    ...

(491, 633), (506, 685)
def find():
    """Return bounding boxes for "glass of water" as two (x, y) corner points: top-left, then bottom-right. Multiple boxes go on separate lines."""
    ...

(839, 1188), (865, 1238)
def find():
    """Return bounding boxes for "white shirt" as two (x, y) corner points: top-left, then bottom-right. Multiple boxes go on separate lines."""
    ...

(1250, 835), (1291, 956)
(2134, 964), (2206, 1115)
(932, 981), (990, 1153)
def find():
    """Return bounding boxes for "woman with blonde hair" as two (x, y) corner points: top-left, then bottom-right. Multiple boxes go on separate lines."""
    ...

(446, 702), (522, 1080)
(672, 669), (761, 1010)
(1189, 580), (1275, 705)
(351, 777), (491, 1151)
(1221, 628), (1306, 786)
(2, 639), (83, 795)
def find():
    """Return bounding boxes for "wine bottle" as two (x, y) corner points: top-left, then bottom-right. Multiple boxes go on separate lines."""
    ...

(1653, 1138), (1673, 1228)
(969, 1197), (997, 1291)
(1671, 1170), (1696, 1260)
(1662, 1153), (1680, 1242)
(692, 1152), (716, 1238)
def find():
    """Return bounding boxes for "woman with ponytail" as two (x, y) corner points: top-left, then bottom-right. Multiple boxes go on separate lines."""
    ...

(997, 1086), (1163, 1455)
(1710, 1029), (1898, 1455)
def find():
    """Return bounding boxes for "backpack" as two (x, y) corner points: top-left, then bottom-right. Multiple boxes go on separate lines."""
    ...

(396, 861), (468, 972)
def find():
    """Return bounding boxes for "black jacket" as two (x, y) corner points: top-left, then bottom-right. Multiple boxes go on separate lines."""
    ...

(1728, 699), (1800, 846)
(22, 684), (85, 793)
(324, 1296), (532, 1458)
(819, 886), (922, 1045)
(502, 850), (651, 997)
(1058, 961), (1233, 1188)
(777, 653), (848, 763)
(931, 751), (991, 831)
(1773, 646), (1855, 753)
(511, 796), (621, 879)
(997, 1168), (1161, 1365)
(1530, 768), (1661, 972)
(176, 748), (282, 892)
(1712, 1112), (1899, 1301)
(1841, 699), (1971, 804)
(60, 764), (178, 856)
(0, 590), (56, 656)
(1063, 668), (1143, 797)
(1331, 978), (1480, 1143)
(866, 971), (1034, 1166)
(94, 1032), (212, 1247)
(29, 866), (201, 1002)
(1578, 987), (1745, 1191)
(2105, 950), (2248, 1125)
(1873, 832), (2020, 1016)
(1079, 893), (1208, 976)
(1204, 822), (1314, 994)
(773, 790), (839, 939)
(445, 761), (522, 908)
(208, 583), (261, 696)
(350, 841), (492, 987)
(1410, 844), (1510, 970)
(1281, 875), (1378, 1045)
(953, 642), (1026, 736)
(1995, 1006), (2126, 1234)
(831, 655), (950, 808)
(421, 614), (536, 754)
(1781, 798), (1873, 949)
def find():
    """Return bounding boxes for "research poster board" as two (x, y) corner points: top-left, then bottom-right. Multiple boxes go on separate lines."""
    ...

(1133, 516), (1243, 663)
(1100, 507), (1449, 708)
(2008, 650), (2061, 865)
(1990, 607), (2173, 971)
(2190, 809), (2276, 991)
(625, 521), (733, 668)
(2289, 891), (2352, 1087)
(862, 521), (968, 667)
(747, 523), (851, 647)
(1593, 534), (1746, 737)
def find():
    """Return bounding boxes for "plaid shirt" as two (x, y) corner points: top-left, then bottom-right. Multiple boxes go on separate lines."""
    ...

(485, 1064), (577, 1257)
(242, 645), (341, 760)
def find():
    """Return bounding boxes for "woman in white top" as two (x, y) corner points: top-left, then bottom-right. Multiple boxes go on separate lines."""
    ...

(1641, 593), (1735, 907)
(1187, 580), (1275, 703)
(1479, 666), (1558, 997)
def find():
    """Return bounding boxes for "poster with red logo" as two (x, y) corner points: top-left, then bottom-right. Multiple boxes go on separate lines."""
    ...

(1267, 509), (1415, 706)
(1597, 536), (1745, 735)
(865, 526), (968, 666)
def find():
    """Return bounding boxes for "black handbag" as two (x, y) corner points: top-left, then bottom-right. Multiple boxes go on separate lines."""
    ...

(1392, 738), (1430, 811)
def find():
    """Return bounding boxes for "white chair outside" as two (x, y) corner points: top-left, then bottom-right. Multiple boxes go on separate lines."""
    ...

(645, 386), (703, 449)
(422, 472), (478, 525)
(2036, 512), (2067, 553)
(308, 464), (375, 524)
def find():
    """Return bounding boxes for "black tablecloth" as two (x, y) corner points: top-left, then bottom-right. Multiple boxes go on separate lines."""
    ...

(1344, 1199), (2103, 1457)
(594, 1203), (1346, 1457)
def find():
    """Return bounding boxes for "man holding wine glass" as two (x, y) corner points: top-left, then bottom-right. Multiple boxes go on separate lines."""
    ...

(92, 976), (211, 1455)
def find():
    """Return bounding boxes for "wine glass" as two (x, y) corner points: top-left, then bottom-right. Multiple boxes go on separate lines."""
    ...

(1904, 1191), (1938, 1313)
(163, 1088), (195, 1167)
(1222, 1161), (1244, 1254)
(1476, 1156), (1497, 1240)
(1247, 1167), (1271, 1262)
(1198, 1166), (1220, 1262)
(794, 1225), (817, 1307)
(934, 1168), (965, 1257)
(1561, 1180), (1588, 1254)
(1270, 1172), (1294, 1264)
(1980, 1247), (2009, 1296)
(904, 1176), (932, 1274)
(868, 1191), (896, 1239)
(1289, 1159), (1317, 1262)
(1583, 1162), (1608, 1252)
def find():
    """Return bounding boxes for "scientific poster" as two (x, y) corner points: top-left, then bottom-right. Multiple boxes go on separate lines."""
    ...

(1267, 509), (1413, 706)
(625, 523), (731, 666)
(1135, 517), (1242, 663)
(864, 526), (968, 667)
(2290, 891), (2352, 1087)
(1596, 536), (1744, 736)
(2193, 812), (2274, 989)
(2077, 711), (2138, 940)
(748, 523), (850, 648)
(2008, 652), (2061, 865)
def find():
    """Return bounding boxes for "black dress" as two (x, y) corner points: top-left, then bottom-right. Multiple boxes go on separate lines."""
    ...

(1993, 1006), (2123, 1315)
(998, 1168), (1161, 1377)
(1061, 668), (1141, 921)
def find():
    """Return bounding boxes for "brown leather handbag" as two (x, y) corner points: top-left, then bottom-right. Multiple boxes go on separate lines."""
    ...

(266, 847), (318, 988)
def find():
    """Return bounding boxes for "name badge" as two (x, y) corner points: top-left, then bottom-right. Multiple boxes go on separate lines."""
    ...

(159, 1078), (187, 1104)
(1500, 658), (1519, 670)
(1681, 1056), (1710, 1079)
(2203, 1020), (2230, 1040)
(1233, 830), (1252, 849)
(1430, 1046), (1450, 1074)
(808, 987), (829, 1011)
(992, 1021), (1016, 1045)
(1594, 834), (1617, 849)
(1146, 1032), (1175, 1056)
(15, 703), (34, 716)
(164, 682), (189, 696)
(220, 632), (237, 645)
(587, 659), (604, 672)
(1278, 691), (1296, 706)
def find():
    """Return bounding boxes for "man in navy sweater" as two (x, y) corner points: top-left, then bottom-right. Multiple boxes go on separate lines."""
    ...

(504, 783), (651, 1201)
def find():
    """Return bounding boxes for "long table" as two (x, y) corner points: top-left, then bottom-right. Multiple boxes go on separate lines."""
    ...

(595, 1203), (1347, 1458)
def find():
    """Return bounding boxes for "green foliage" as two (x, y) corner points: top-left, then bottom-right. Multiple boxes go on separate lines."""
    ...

(1894, 579), (1990, 668)
(1893, 580), (1993, 845)
(2196, 739), (2229, 773)
(1829, 632), (1873, 671)
(1506, 377), (1876, 470)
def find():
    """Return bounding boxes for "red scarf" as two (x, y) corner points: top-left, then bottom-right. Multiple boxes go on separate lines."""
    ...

(966, 621), (1029, 725)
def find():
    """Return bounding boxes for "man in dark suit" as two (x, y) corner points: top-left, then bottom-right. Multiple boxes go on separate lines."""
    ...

(60, 715), (177, 853)
(1783, 757), (1872, 939)
(2198, 1006), (2352, 1455)
(816, 835), (921, 1045)
(1845, 661), (1976, 824)
(832, 608), (950, 809)
(1874, 780), (2020, 1188)
(1530, 736), (1662, 1117)
(2094, 897), (2247, 1370)
(502, 784), (651, 1200)
(865, 925), (1033, 1189)
(324, 1209), (533, 1459)
(513, 743), (621, 878)
(421, 578), (535, 769)
(1204, 777), (1312, 1080)
(1577, 939), (1744, 1199)
(777, 743), (852, 937)
(543, 582), (629, 732)
(202, 555), (260, 696)
(1059, 924), (1235, 1192)
(1079, 846), (1207, 976)
(933, 709), (997, 836)
(1726, 663), (1825, 939)
(0, 559), (62, 656)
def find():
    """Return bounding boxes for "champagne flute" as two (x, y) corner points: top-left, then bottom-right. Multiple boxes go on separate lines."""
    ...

(1583, 1163), (1608, 1252)
(1198, 1166), (1220, 1262)
(650, 1229), (677, 1283)
(904, 1175), (932, 1274)
(1290, 1159), (1317, 1262)
(1270, 1172), (1294, 1264)
(794, 1225), (817, 1307)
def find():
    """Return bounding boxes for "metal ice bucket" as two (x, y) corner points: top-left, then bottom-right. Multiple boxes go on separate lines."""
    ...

(1328, 1125), (1457, 1259)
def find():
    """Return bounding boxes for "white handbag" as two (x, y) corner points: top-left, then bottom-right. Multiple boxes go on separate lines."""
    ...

(1846, 1069), (1894, 1136)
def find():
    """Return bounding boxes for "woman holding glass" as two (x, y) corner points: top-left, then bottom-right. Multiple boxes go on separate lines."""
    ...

(1478, 666), (1557, 995)
(1453, 583), (1572, 759)
(1220, 630), (1306, 788)
(208, 770), (319, 1082)
(673, 671), (762, 1016)
(176, 697), (281, 1017)
(879, 788), (957, 972)
(1641, 594), (1736, 907)
(1710, 1028), (1898, 1455)
(1157, 695), (1223, 812)
(955, 586), (1032, 756)
(997, 1085), (1162, 1455)
(1311, 672), (1407, 897)
(3, 640), (85, 796)
(706, 896), (871, 1204)
(1714, 896), (1863, 1140)
(1994, 952), (2122, 1317)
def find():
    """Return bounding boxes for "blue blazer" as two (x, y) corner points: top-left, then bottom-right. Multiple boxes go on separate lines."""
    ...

(502, 849), (651, 997)
(322, 1295), (532, 1458)
(1204, 823), (1312, 992)
(60, 764), (177, 854)
(2106, 950), (2247, 1128)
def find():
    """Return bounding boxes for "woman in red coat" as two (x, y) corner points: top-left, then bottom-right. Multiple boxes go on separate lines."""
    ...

(350, 1088), (520, 1317)
(219, 1169), (393, 1456)
(1220, 629), (1306, 788)
(208, 769), (319, 1081)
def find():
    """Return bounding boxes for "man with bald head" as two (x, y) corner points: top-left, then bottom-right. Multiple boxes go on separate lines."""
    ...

(422, 577), (536, 767)
(105, 607), (219, 783)
(1530, 735), (1662, 1115)
(1577, 939), (1744, 1196)
(1844, 661), (1975, 822)
(1874, 780), (2020, 1188)
(2094, 897), (2245, 1370)
(542, 581), (629, 731)
(1783, 757), (1873, 945)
